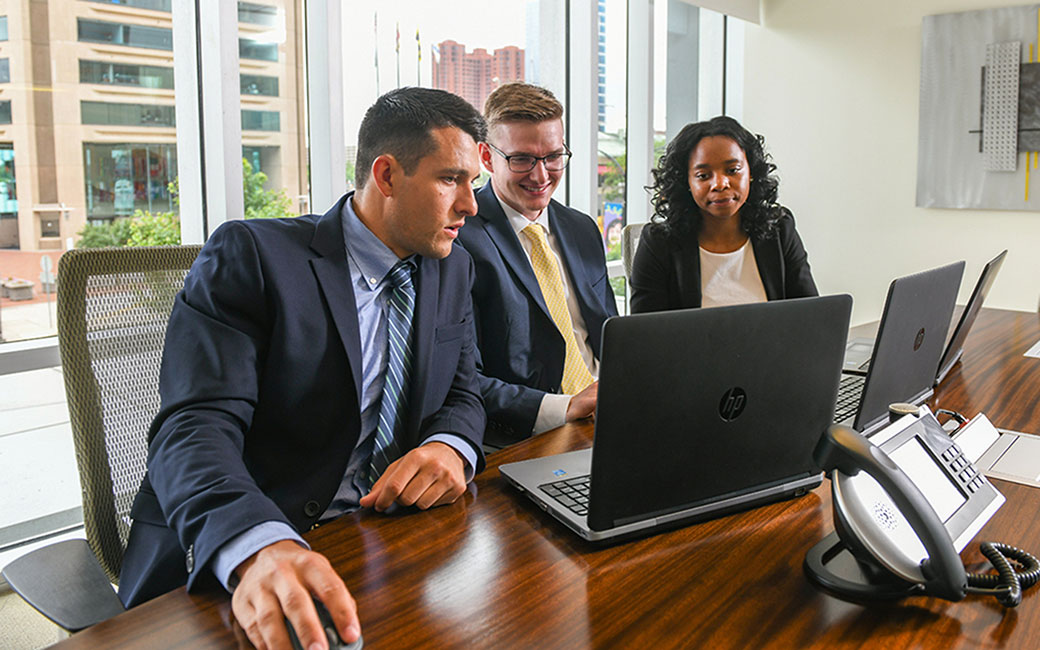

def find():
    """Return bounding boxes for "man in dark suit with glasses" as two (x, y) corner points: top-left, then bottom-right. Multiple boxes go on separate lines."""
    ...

(457, 82), (618, 450)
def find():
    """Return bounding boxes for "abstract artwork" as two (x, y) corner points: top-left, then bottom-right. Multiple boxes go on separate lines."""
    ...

(918, 5), (1040, 210)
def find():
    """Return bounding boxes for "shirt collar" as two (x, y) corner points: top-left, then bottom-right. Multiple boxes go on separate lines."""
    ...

(494, 190), (552, 239)
(342, 196), (415, 287)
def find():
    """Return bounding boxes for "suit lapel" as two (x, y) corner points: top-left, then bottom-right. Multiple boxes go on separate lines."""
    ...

(548, 202), (595, 314)
(476, 183), (551, 318)
(752, 234), (783, 301)
(309, 194), (364, 405)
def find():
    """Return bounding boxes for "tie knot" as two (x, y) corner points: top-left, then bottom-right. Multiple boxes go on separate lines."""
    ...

(388, 260), (415, 289)
(523, 223), (548, 245)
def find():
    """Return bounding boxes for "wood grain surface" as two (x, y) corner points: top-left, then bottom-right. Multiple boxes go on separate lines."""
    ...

(54, 308), (1040, 649)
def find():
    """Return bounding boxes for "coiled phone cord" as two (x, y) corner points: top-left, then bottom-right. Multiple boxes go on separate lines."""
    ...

(965, 542), (1040, 607)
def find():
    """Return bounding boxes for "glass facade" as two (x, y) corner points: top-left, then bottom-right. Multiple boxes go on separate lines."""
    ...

(83, 143), (178, 219)
(83, 0), (172, 10)
(77, 18), (173, 51)
(0, 145), (17, 216)
(81, 101), (176, 127)
(240, 38), (278, 62)
(242, 109), (280, 132)
(241, 73), (278, 96)
(80, 60), (175, 90)
(239, 2), (280, 27)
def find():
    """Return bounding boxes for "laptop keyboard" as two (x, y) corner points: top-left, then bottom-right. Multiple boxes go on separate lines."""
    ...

(539, 475), (590, 516)
(834, 374), (865, 423)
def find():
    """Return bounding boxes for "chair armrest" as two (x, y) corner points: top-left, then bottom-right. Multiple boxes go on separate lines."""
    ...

(1, 538), (125, 631)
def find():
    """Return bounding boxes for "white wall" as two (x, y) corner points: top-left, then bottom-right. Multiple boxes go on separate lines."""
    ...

(743, 0), (1040, 325)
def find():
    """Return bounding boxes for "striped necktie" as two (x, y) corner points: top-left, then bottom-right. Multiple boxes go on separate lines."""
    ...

(366, 259), (416, 488)
(521, 223), (595, 395)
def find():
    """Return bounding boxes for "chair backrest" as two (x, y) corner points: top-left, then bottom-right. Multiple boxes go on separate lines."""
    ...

(621, 222), (645, 282)
(57, 245), (201, 583)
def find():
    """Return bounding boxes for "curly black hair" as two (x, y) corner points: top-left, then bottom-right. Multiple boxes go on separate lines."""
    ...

(648, 116), (782, 241)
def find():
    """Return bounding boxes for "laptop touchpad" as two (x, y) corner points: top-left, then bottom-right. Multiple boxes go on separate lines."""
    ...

(992, 437), (1040, 481)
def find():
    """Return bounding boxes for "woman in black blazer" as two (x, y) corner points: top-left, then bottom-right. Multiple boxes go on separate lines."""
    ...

(630, 116), (817, 313)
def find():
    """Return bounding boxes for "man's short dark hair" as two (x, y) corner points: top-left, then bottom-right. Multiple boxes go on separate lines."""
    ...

(355, 87), (487, 188)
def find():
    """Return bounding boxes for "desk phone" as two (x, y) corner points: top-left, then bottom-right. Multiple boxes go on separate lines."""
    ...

(806, 407), (1040, 606)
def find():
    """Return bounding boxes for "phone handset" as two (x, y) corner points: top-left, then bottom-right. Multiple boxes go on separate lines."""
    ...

(813, 424), (967, 601)
(806, 419), (1040, 606)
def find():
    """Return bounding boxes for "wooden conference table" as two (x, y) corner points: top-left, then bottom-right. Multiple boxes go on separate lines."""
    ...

(56, 308), (1040, 649)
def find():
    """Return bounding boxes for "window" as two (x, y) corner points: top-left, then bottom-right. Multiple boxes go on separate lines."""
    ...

(80, 60), (175, 90)
(239, 2), (280, 27)
(77, 18), (173, 51)
(241, 109), (280, 132)
(237, 1), (304, 220)
(0, 101), (11, 125)
(240, 73), (278, 96)
(240, 38), (278, 61)
(83, 143), (178, 219)
(340, 1), (565, 192)
(81, 101), (176, 127)
(0, 145), (16, 218)
(598, 0), (626, 294)
(0, 16), (8, 42)
(82, 0), (172, 10)
(0, 59), (8, 84)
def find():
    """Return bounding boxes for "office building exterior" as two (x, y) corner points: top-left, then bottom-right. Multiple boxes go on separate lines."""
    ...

(0, 0), (304, 252)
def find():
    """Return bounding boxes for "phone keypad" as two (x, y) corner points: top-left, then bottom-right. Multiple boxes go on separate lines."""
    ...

(940, 442), (985, 493)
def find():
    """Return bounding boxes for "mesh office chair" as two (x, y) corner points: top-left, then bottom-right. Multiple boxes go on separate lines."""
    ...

(620, 223), (645, 311)
(1, 245), (201, 631)
(620, 223), (644, 282)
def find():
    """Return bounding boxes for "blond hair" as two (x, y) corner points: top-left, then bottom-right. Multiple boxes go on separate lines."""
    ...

(483, 82), (563, 132)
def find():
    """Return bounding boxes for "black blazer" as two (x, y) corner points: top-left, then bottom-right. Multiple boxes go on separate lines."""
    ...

(456, 182), (617, 446)
(630, 210), (818, 313)
(118, 193), (485, 607)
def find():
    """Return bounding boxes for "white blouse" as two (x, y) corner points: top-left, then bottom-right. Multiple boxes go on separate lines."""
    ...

(699, 240), (768, 308)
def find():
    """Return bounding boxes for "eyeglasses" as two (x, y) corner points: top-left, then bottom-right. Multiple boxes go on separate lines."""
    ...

(486, 142), (572, 173)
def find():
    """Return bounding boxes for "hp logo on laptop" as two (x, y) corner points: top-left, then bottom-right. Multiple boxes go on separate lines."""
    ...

(719, 387), (747, 422)
(914, 327), (926, 351)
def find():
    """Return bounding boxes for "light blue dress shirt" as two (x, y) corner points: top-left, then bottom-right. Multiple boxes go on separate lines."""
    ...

(211, 198), (478, 590)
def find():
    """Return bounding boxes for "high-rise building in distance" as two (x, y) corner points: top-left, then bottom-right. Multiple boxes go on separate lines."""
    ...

(431, 39), (524, 112)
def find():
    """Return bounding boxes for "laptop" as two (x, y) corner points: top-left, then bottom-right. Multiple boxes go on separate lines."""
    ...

(833, 261), (965, 435)
(499, 294), (852, 543)
(935, 250), (1007, 384)
(843, 251), (1006, 387)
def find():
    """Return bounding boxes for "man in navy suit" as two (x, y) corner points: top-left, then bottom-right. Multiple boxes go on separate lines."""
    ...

(118, 88), (487, 650)
(457, 83), (617, 449)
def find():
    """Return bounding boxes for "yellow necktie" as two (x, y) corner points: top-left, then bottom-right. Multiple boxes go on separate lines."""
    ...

(522, 223), (595, 395)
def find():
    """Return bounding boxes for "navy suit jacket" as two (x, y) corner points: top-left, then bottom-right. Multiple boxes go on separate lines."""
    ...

(629, 210), (818, 313)
(118, 193), (485, 607)
(456, 182), (617, 447)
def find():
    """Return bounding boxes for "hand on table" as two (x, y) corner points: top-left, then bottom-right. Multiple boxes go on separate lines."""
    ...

(359, 441), (467, 513)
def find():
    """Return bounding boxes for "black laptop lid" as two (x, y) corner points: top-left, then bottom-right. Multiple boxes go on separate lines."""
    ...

(853, 261), (965, 432)
(935, 250), (1006, 384)
(587, 295), (852, 532)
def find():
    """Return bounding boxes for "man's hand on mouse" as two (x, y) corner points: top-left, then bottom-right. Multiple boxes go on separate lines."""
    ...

(359, 441), (467, 512)
(231, 540), (360, 650)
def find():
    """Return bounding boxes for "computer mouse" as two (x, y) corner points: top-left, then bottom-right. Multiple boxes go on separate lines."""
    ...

(286, 598), (363, 650)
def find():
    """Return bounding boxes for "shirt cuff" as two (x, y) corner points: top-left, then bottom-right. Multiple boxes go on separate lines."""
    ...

(423, 434), (478, 482)
(534, 392), (571, 434)
(211, 521), (309, 592)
